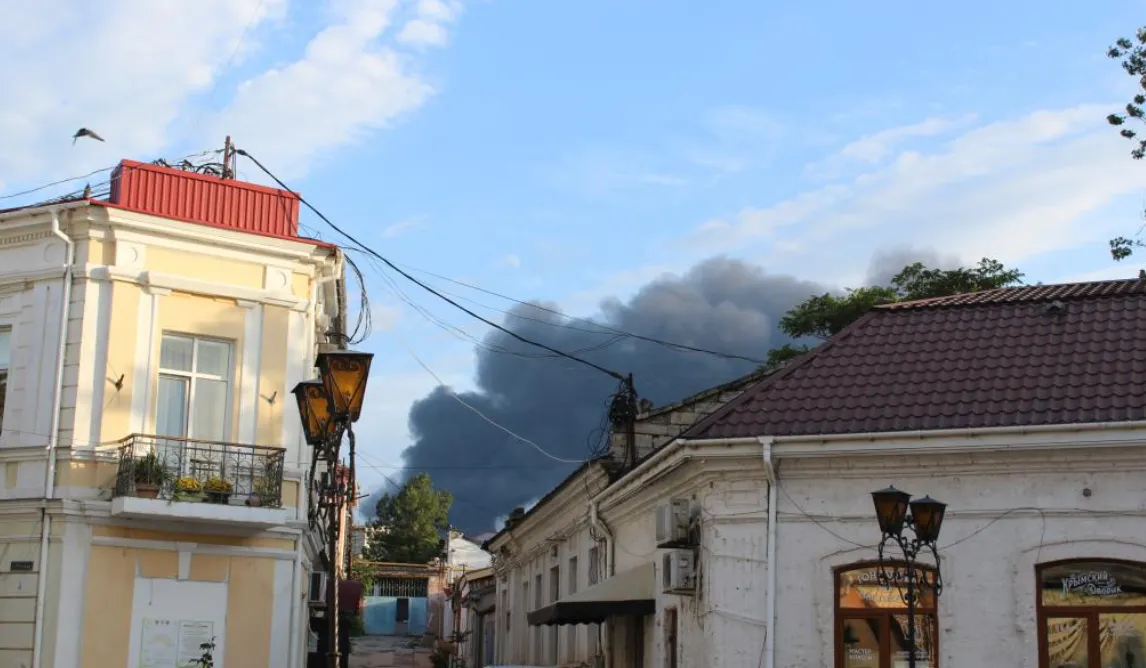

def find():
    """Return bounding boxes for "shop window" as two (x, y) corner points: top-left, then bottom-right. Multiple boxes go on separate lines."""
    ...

(1038, 559), (1146, 668)
(835, 563), (939, 668)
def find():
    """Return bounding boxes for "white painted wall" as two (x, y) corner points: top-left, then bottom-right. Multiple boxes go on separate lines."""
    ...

(127, 577), (229, 668)
(494, 435), (1146, 668)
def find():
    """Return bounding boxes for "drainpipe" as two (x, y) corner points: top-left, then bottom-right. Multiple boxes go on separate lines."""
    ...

(588, 500), (615, 668)
(759, 436), (777, 668)
(288, 547), (302, 668)
(32, 209), (74, 668)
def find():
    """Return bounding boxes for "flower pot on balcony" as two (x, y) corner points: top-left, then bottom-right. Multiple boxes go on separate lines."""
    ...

(174, 491), (206, 503)
(206, 491), (231, 504)
(135, 483), (161, 499)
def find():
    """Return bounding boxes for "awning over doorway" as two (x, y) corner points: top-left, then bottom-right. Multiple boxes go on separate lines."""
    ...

(527, 562), (655, 626)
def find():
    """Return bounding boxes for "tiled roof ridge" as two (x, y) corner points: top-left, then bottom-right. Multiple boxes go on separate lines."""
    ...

(878, 277), (1146, 311)
(679, 310), (881, 440)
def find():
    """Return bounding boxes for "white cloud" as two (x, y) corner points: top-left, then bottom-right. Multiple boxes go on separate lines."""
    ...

(580, 104), (1143, 301)
(210, 0), (437, 178)
(0, 0), (285, 192)
(396, 0), (461, 48)
(838, 114), (977, 163)
(383, 216), (427, 238)
(805, 114), (978, 179)
(499, 254), (522, 269)
(685, 106), (786, 176)
(0, 0), (464, 194)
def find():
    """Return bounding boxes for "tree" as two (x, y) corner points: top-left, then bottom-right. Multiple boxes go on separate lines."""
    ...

(1105, 28), (1146, 262)
(764, 258), (1023, 368)
(364, 473), (453, 564)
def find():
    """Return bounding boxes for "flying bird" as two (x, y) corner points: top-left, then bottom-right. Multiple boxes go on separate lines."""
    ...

(72, 128), (104, 145)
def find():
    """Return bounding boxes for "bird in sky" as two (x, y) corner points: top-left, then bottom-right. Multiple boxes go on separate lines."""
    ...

(72, 128), (104, 145)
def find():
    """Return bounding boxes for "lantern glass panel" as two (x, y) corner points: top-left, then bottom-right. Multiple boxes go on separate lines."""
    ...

(871, 486), (911, 537)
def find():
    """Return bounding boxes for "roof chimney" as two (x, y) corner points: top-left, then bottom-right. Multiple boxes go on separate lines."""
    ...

(108, 159), (300, 239)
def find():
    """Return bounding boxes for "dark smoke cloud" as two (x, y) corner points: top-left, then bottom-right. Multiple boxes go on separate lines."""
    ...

(380, 257), (828, 532)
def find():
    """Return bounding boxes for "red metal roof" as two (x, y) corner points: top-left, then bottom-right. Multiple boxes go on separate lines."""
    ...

(684, 278), (1146, 439)
(110, 160), (300, 239)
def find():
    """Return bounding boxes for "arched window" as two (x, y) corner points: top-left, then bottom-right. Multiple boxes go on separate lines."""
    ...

(835, 563), (939, 668)
(1037, 559), (1146, 668)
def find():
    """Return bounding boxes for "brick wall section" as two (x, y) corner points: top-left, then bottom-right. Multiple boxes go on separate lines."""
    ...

(608, 385), (758, 462)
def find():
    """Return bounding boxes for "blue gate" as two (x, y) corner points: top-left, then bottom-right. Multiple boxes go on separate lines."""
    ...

(363, 595), (429, 636)
(408, 597), (428, 636)
(363, 596), (397, 635)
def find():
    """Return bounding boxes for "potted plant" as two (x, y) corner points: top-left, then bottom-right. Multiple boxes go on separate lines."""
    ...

(132, 453), (168, 499)
(246, 477), (278, 507)
(173, 476), (205, 502)
(203, 477), (233, 504)
(195, 637), (216, 668)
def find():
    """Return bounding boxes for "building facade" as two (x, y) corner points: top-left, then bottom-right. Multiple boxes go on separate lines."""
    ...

(485, 372), (767, 667)
(489, 278), (1146, 668)
(0, 160), (345, 668)
(453, 566), (496, 667)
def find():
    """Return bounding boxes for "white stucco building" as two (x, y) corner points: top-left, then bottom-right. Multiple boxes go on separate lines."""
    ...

(487, 277), (1146, 668)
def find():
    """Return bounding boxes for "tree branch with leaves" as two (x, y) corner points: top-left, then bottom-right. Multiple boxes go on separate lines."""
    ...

(762, 258), (1024, 370)
(1106, 28), (1146, 262)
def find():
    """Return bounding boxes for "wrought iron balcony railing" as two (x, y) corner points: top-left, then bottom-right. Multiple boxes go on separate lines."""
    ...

(112, 434), (285, 507)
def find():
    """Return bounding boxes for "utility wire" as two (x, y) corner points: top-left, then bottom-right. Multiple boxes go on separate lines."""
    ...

(392, 332), (587, 465)
(237, 148), (627, 383)
(0, 166), (115, 201)
(381, 255), (767, 365)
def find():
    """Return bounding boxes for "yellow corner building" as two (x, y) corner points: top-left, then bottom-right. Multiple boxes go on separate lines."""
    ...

(0, 160), (346, 668)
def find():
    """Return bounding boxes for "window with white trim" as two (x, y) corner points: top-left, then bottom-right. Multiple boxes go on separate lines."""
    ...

(0, 327), (9, 436)
(155, 334), (233, 443)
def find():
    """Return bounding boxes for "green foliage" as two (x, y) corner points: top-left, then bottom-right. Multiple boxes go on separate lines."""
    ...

(195, 637), (216, 668)
(347, 612), (365, 637)
(364, 473), (453, 564)
(777, 258), (1023, 342)
(1106, 28), (1146, 261)
(778, 286), (897, 341)
(764, 258), (1023, 367)
(132, 452), (168, 485)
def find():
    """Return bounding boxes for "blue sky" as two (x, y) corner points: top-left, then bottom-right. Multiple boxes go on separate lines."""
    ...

(3, 0), (1146, 499)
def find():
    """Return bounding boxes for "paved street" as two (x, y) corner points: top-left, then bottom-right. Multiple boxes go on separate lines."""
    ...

(349, 635), (434, 668)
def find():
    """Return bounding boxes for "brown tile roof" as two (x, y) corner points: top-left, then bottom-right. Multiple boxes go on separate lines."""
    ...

(684, 278), (1146, 440)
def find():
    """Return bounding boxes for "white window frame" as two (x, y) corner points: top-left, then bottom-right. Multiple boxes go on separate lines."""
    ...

(155, 332), (235, 442)
(0, 325), (10, 437)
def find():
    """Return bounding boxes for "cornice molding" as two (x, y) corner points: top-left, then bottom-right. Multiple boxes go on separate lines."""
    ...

(78, 264), (309, 311)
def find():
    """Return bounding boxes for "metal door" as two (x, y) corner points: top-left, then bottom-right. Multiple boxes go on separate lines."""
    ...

(363, 596), (397, 635)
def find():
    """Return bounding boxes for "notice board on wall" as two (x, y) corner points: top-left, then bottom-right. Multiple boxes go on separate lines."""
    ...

(140, 618), (215, 668)
(129, 577), (228, 668)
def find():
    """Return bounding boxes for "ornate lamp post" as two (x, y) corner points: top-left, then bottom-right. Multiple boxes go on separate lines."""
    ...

(293, 350), (373, 668)
(871, 486), (946, 668)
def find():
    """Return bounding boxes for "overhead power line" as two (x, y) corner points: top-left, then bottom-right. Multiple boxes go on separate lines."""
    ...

(392, 332), (587, 465)
(386, 257), (768, 365)
(236, 147), (627, 383)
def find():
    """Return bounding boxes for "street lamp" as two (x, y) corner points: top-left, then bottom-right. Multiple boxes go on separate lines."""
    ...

(871, 486), (946, 668)
(293, 349), (373, 668)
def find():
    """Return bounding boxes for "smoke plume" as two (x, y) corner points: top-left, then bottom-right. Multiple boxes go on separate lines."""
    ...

(379, 257), (832, 531)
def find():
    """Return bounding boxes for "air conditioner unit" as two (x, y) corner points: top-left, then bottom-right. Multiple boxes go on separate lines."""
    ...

(662, 550), (696, 593)
(655, 498), (693, 547)
(309, 571), (328, 604)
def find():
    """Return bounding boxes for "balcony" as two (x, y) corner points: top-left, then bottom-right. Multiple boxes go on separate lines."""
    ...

(110, 434), (292, 528)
